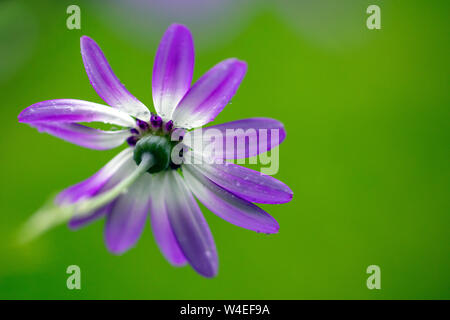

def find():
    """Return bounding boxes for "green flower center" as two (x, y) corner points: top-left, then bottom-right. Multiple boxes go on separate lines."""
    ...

(133, 135), (175, 173)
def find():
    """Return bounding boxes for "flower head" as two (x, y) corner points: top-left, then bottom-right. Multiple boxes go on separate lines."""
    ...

(18, 24), (293, 277)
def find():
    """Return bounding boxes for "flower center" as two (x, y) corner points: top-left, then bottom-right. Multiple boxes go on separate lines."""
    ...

(130, 114), (183, 173)
(133, 135), (172, 173)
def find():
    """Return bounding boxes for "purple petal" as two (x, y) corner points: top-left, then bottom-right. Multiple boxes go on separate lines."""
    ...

(165, 171), (218, 277)
(183, 165), (279, 233)
(18, 99), (136, 128)
(30, 122), (130, 150)
(172, 58), (247, 129)
(68, 201), (115, 230)
(149, 173), (187, 266)
(104, 173), (152, 254)
(58, 149), (137, 230)
(81, 36), (150, 120)
(187, 162), (292, 204)
(152, 24), (194, 120)
(68, 159), (136, 230)
(183, 118), (286, 159)
(57, 148), (134, 205)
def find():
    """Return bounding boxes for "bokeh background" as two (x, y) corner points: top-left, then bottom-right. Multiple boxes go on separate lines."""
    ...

(0, 0), (448, 299)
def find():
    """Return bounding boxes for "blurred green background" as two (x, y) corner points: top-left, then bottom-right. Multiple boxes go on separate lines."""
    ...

(0, 0), (449, 299)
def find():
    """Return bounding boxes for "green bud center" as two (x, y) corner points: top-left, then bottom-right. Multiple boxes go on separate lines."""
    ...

(133, 135), (173, 173)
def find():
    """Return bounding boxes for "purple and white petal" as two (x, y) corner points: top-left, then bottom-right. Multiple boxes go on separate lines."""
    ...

(172, 58), (247, 129)
(165, 170), (218, 277)
(57, 149), (136, 230)
(69, 159), (137, 230)
(68, 201), (115, 230)
(18, 99), (136, 128)
(81, 36), (150, 120)
(57, 148), (134, 205)
(149, 173), (187, 266)
(183, 118), (286, 159)
(104, 173), (152, 254)
(183, 165), (279, 233)
(187, 162), (292, 204)
(30, 122), (130, 150)
(152, 24), (194, 121)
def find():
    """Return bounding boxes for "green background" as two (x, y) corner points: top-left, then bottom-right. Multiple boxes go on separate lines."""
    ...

(0, 0), (448, 299)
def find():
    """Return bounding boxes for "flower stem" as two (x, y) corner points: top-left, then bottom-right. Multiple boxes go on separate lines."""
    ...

(18, 153), (154, 244)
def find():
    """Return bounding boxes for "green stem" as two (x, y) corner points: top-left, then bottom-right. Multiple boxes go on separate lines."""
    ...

(19, 153), (154, 244)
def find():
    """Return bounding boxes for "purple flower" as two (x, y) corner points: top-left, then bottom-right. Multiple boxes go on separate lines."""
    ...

(18, 24), (293, 278)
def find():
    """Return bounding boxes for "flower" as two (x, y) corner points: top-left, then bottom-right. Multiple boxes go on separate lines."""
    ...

(18, 24), (293, 278)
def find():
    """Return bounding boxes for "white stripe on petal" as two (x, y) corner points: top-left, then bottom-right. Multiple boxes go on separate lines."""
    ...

(149, 173), (187, 266)
(57, 148), (134, 205)
(31, 123), (130, 150)
(165, 171), (218, 277)
(183, 118), (286, 159)
(81, 36), (150, 120)
(58, 148), (136, 229)
(18, 99), (137, 128)
(172, 59), (247, 129)
(152, 24), (194, 120)
(183, 165), (279, 234)
(104, 172), (152, 254)
(187, 162), (292, 204)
